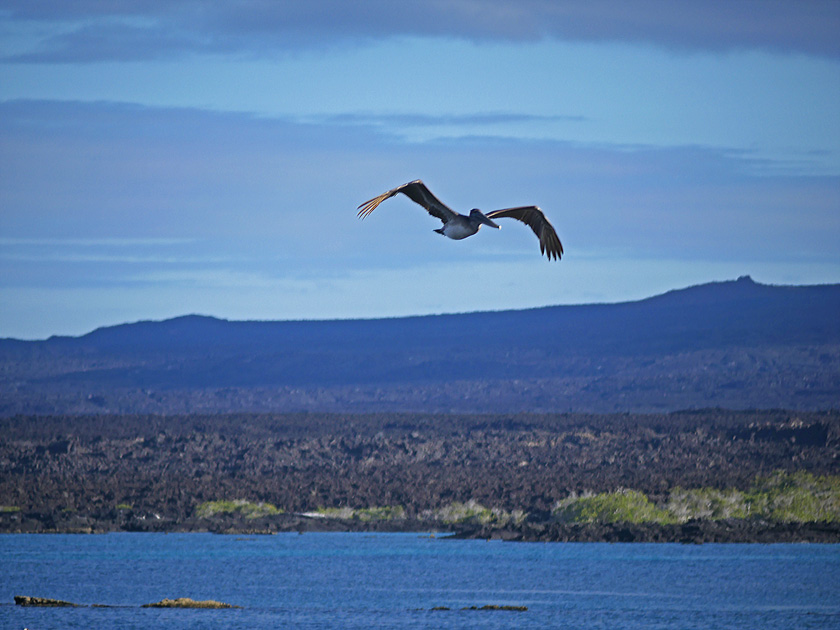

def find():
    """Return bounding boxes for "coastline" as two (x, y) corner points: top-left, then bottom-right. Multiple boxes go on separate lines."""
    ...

(3, 511), (839, 543)
(2, 411), (837, 543)
(450, 518), (840, 544)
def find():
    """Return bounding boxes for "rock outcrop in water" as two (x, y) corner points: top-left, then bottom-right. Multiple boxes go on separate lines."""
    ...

(430, 604), (528, 612)
(142, 597), (240, 609)
(14, 596), (79, 607)
(12, 595), (239, 609)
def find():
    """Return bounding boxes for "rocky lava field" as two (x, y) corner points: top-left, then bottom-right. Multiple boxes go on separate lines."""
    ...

(2, 410), (837, 542)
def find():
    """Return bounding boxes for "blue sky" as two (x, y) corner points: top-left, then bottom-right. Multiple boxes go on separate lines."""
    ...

(1, 1), (839, 339)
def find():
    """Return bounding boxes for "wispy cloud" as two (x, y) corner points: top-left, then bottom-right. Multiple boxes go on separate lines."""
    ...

(3, 99), (838, 266)
(0, 253), (228, 265)
(310, 112), (589, 127)
(1, 96), (838, 338)
(2, 0), (838, 62)
(0, 237), (212, 264)
(0, 237), (196, 247)
(2, 3), (838, 340)
(301, 111), (591, 144)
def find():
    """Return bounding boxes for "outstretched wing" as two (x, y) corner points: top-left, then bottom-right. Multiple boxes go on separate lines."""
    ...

(485, 206), (563, 260)
(357, 180), (458, 224)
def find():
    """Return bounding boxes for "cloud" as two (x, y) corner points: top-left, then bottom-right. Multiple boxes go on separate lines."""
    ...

(2, 0), (838, 62)
(2, 99), (838, 264)
(0, 237), (196, 247)
(1, 98), (838, 338)
(314, 112), (589, 128)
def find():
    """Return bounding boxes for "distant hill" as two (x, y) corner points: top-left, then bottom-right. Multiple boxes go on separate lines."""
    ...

(1, 276), (838, 415)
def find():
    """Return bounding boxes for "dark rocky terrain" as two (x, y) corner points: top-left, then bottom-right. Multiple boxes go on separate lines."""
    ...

(1, 276), (838, 415)
(2, 277), (838, 542)
(2, 410), (837, 541)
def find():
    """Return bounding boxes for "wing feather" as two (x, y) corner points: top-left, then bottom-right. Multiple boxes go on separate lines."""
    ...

(357, 180), (457, 223)
(485, 206), (564, 260)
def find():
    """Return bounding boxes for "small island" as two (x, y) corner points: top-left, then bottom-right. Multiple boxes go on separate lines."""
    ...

(14, 595), (240, 609)
(142, 597), (240, 609)
(14, 596), (79, 607)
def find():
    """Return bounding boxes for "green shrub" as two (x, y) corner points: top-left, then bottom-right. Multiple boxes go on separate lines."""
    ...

(751, 471), (840, 523)
(429, 500), (525, 525)
(316, 505), (406, 521)
(196, 500), (281, 519)
(555, 473), (840, 525)
(666, 487), (756, 522)
(355, 505), (405, 521)
(554, 489), (675, 524)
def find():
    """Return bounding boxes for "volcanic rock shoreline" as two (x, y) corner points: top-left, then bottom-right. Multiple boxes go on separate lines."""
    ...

(1, 410), (838, 542)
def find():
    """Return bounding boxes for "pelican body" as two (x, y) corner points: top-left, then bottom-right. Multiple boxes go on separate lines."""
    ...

(436, 209), (500, 239)
(357, 180), (563, 260)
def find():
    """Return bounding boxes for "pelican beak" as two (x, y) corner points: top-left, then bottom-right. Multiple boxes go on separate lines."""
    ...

(480, 215), (500, 229)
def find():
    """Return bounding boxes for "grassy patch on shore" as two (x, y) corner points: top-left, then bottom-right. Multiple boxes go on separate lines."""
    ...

(752, 471), (840, 522)
(316, 505), (406, 521)
(669, 472), (840, 523)
(426, 500), (526, 526)
(555, 472), (840, 525)
(555, 490), (676, 524)
(196, 500), (281, 519)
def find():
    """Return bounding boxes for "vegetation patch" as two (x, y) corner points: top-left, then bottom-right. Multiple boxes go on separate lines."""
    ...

(667, 487), (755, 521)
(555, 489), (675, 524)
(0, 506), (21, 513)
(752, 471), (840, 523)
(555, 473), (840, 525)
(316, 505), (405, 521)
(195, 500), (281, 519)
(669, 472), (840, 523)
(425, 500), (526, 526)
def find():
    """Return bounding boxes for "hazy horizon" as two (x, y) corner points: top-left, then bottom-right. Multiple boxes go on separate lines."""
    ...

(3, 274), (835, 342)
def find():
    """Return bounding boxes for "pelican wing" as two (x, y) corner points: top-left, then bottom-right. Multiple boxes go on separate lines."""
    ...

(357, 180), (457, 223)
(485, 206), (564, 260)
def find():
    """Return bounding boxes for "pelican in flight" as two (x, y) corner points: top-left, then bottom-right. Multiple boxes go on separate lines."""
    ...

(357, 180), (563, 260)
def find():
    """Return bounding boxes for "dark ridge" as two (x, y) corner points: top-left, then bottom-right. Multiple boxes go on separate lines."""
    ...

(1, 277), (838, 414)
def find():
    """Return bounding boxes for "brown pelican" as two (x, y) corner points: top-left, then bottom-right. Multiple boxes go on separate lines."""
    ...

(357, 180), (563, 260)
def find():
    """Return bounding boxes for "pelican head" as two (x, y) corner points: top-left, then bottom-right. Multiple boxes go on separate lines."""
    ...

(470, 209), (500, 229)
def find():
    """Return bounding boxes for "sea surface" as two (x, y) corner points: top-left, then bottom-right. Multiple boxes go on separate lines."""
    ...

(2, 533), (839, 629)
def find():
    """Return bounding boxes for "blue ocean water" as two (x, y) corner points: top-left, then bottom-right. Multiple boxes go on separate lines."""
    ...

(1, 533), (838, 629)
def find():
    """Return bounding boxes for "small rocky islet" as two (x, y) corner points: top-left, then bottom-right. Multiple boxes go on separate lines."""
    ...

(14, 595), (239, 609)
(14, 596), (79, 607)
(430, 604), (528, 612)
(13, 595), (527, 613)
(141, 597), (240, 609)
